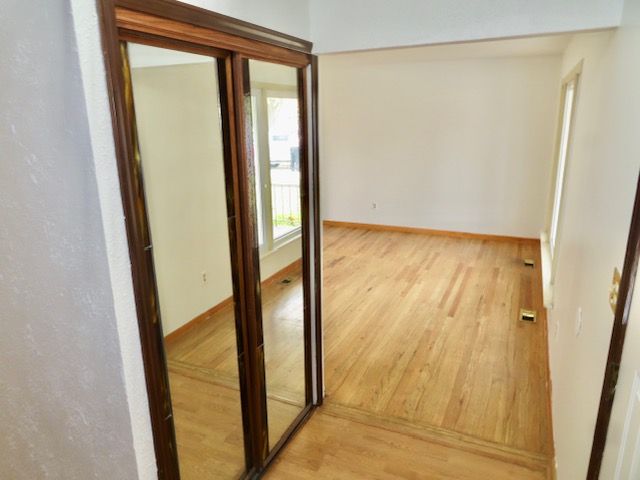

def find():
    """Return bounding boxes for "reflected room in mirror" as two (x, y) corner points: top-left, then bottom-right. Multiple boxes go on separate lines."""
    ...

(247, 59), (307, 451)
(126, 42), (246, 479)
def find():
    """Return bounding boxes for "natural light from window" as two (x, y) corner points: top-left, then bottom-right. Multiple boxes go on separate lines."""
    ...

(549, 81), (576, 261)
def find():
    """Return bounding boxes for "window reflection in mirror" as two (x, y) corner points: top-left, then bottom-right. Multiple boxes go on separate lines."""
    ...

(248, 59), (306, 449)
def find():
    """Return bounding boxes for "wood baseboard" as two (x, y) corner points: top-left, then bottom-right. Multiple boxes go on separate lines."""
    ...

(261, 258), (302, 287)
(164, 258), (303, 345)
(323, 220), (538, 243)
(164, 295), (234, 345)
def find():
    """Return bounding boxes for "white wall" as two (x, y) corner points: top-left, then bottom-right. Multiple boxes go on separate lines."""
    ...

(0, 0), (144, 478)
(320, 42), (562, 238)
(310, 0), (623, 53)
(131, 61), (235, 335)
(184, 0), (310, 40)
(59, 1), (312, 476)
(547, 1), (640, 476)
(130, 58), (303, 334)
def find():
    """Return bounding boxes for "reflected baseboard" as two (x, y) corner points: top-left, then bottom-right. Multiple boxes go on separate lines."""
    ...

(168, 359), (305, 409)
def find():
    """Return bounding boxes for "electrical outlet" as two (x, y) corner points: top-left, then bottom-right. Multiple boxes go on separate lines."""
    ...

(371, 202), (377, 210)
(575, 307), (583, 337)
(201, 271), (207, 283)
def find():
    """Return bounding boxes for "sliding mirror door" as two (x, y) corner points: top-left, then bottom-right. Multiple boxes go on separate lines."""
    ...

(245, 59), (310, 451)
(124, 42), (248, 478)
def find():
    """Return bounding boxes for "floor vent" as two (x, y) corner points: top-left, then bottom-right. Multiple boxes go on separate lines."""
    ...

(281, 278), (292, 285)
(520, 309), (537, 323)
(523, 259), (535, 268)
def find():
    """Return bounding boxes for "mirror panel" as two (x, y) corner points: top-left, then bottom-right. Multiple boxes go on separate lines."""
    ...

(126, 42), (246, 479)
(247, 59), (307, 450)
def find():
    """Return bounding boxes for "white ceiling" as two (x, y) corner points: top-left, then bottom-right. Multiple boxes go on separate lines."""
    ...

(324, 34), (575, 61)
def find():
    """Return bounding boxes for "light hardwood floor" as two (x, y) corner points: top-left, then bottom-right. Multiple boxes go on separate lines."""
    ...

(322, 225), (552, 457)
(265, 410), (548, 480)
(165, 266), (306, 478)
(165, 225), (553, 478)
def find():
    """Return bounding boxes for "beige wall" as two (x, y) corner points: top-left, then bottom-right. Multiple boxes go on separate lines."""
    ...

(319, 44), (562, 238)
(132, 62), (233, 335)
(131, 61), (301, 335)
(547, 0), (640, 475)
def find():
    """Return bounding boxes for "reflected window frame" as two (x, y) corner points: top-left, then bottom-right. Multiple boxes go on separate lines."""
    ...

(250, 81), (303, 255)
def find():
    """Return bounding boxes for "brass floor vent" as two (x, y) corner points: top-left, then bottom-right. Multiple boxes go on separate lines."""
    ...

(523, 259), (535, 268)
(520, 309), (537, 323)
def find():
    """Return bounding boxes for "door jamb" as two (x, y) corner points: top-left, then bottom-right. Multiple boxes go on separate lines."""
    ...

(588, 170), (640, 478)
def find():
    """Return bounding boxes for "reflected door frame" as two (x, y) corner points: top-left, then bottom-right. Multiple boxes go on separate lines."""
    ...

(97, 1), (322, 478)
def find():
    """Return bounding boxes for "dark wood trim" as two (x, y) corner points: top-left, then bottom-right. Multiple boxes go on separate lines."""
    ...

(116, 7), (311, 68)
(97, 2), (180, 477)
(118, 28), (231, 58)
(215, 53), (255, 475)
(235, 54), (270, 468)
(311, 55), (324, 406)
(298, 66), (314, 407)
(114, 0), (312, 54)
(587, 170), (640, 479)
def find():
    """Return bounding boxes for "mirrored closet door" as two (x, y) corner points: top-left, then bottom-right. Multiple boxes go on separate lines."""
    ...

(245, 59), (309, 452)
(102, 2), (320, 478)
(123, 42), (248, 479)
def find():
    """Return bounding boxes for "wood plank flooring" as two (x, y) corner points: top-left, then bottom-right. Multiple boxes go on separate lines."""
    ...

(165, 266), (306, 478)
(265, 411), (548, 480)
(163, 225), (553, 478)
(322, 225), (552, 457)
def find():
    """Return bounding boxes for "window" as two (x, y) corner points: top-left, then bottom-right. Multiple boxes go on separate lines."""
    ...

(548, 62), (581, 267)
(250, 74), (302, 253)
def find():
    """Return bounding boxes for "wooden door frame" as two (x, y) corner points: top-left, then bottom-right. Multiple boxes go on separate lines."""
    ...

(587, 171), (640, 478)
(96, 1), (322, 478)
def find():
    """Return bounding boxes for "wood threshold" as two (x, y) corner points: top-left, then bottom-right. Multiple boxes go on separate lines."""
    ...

(321, 402), (550, 475)
(323, 220), (538, 243)
(164, 259), (302, 345)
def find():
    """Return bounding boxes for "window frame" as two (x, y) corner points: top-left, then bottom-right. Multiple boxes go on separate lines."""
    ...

(547, 60), (583, 283)
(251, 81), (303, 256)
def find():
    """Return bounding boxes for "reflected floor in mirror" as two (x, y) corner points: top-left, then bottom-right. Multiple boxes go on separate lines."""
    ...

(165, 262), (305, 477)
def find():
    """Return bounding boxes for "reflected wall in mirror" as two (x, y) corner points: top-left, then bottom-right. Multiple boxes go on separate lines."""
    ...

(126, 43), (245, 479)
(248, 59), (306, 450)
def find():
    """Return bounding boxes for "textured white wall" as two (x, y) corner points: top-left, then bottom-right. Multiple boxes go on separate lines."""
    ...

(184, 0), (310, 39)
(319, 43), (561, 238)
(310, 0), (623, 53)
(0, 0), (143, 478)
(547, 1), (640, 477)
(64, 1), (312, 477)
